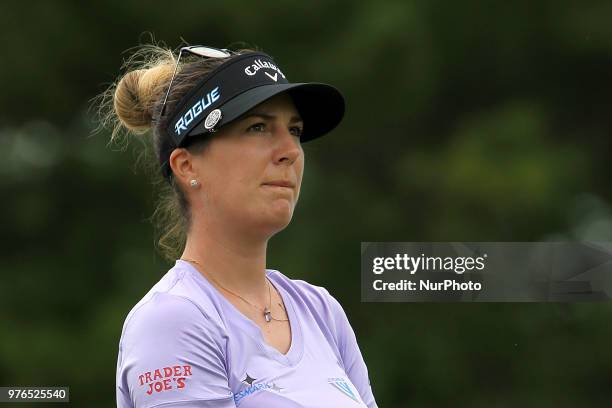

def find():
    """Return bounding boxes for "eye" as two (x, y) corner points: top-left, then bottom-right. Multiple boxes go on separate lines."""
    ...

(289, 126), (303, 138)
(247, 122), (266, 132)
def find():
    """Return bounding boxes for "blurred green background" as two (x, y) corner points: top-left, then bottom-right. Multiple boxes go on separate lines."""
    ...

(2, 1), (612, 407)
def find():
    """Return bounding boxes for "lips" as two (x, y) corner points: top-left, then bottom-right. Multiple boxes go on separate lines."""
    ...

(262, 180), (295, 188)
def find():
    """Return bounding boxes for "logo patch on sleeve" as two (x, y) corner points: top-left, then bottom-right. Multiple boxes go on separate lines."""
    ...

(138, 364), (193, 395)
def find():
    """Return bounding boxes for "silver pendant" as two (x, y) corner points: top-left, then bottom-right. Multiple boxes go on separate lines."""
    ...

(264, 308), (271, 323)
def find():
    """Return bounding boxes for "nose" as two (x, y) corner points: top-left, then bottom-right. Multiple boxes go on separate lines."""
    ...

(273, 126), (302, 165)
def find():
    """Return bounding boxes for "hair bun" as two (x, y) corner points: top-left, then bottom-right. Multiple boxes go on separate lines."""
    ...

(113, 65), (172, 134)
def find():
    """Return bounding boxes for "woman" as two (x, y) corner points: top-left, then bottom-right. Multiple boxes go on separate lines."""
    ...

(103, 42), (377, 407)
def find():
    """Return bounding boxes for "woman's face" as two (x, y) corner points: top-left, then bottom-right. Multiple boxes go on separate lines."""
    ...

(174, 92), (305, 239)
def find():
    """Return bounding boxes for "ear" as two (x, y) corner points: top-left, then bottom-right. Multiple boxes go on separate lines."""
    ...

(169, 148), (198, 186)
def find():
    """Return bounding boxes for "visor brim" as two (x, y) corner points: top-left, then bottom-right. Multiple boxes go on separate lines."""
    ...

(188, 82), (345, 142)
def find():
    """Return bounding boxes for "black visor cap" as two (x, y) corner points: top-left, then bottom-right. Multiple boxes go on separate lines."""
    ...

(188, 82), (345, 143)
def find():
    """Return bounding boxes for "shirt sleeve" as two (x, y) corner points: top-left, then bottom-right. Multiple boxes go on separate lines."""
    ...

(116, 292), (236, 408)
(324, 289), (378, 408)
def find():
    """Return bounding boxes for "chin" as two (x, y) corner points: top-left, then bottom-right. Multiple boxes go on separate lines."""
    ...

(270, 209), (294, 230)
(258, 207), (294, 236)
(241, 199), (295, 238)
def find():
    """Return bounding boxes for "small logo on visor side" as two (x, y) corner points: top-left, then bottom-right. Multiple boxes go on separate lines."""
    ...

(174, 86), (221, 136)
(204, 109), (222, 130)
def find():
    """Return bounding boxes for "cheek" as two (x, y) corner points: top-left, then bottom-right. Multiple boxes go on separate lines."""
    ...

(204, 161), (262, 209)
(298, 155), (305, 177)
(295, 155), (305, 188)
(208, 169), (247, 200)
(201, 144), (256, 193)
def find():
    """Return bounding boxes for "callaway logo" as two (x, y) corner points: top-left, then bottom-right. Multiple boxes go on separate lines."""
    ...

(244, 59), (286, 82)
(328, 378), (360, 403)
(174, 86), (221, 136)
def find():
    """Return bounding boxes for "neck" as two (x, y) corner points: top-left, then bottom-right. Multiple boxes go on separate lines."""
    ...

(180, 216), (270, 303)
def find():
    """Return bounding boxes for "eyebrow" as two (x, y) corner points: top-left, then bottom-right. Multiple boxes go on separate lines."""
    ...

(241, 112), (303, 124)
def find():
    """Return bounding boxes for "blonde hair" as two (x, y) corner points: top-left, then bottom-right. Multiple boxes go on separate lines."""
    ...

(92, 38), (256, 262)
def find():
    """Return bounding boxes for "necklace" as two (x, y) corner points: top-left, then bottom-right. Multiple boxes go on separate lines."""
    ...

(180, 258), (288, 323)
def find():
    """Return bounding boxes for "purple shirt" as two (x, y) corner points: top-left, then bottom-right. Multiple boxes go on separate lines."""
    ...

(116, 259), (378, 407)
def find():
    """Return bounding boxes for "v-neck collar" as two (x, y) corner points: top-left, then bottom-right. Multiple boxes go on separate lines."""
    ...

(177, 259), (304, 366)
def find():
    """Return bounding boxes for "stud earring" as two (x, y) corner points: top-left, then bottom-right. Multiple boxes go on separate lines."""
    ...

(190, 179), (199, 188)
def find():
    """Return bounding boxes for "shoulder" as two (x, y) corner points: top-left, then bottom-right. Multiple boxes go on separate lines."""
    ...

(267, 269), (358, 366)
(268, 269), (341, 309)
(267, 269), (348, 330)
(117, 265), (229, 365)
(117, 291), (233, 407)
(119, 263), (226, 346)
(122, 292), (208, 340)
(118, 291), (228, 366)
